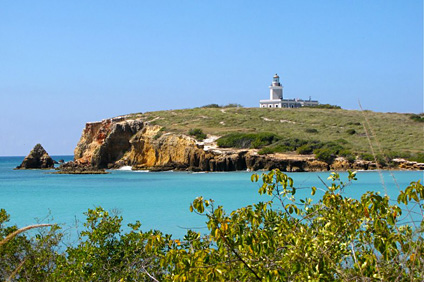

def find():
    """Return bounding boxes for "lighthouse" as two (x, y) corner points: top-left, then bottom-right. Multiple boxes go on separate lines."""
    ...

(259, 73), (319, 108)
(269, 74), (283, 100)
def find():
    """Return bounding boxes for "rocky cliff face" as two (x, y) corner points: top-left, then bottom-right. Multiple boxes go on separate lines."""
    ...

(68, 117), (332, 172)
(74, 117), (144, 168)
(16, 143), (54, 169)
(66, 117), (420, 172)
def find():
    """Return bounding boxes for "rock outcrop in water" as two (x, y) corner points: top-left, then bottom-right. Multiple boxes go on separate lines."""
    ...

(16, 144), (55, 169)
(60, 116), (423, 173)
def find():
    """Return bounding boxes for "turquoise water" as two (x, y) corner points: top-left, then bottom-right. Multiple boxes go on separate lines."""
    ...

(1, 156), (423, 239)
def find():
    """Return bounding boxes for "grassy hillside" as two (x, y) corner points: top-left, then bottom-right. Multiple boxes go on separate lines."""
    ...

(126, 107), (423, 159)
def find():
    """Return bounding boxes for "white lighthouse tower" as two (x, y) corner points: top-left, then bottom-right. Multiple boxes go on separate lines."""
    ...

(260, 73), (320, 108)
(259, 73), (284, 108)
(269, 74), (283, 100)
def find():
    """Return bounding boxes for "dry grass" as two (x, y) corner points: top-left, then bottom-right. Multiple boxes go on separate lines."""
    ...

(125, 107), (422, 156)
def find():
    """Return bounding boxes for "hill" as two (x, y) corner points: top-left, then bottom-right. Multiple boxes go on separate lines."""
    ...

(127, 107), (423, 161)
(59, 106), (423, 173)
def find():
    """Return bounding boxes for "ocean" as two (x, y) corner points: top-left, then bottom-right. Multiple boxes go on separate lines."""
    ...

(1, 156), (423, 239)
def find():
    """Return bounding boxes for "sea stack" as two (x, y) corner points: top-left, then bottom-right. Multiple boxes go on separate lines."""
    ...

(16, 144), (55, 169)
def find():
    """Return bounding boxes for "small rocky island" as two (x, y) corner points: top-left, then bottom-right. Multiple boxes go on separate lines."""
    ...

(16, 144), (55, 169)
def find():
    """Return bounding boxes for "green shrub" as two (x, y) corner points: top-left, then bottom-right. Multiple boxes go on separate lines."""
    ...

(257, 147), (275, 155)
(376, 155), (388, 166)
(218, 134), (349, 158)
(358, 153), (387, 165)
(201, 103), (220, 108)
(2, 171), (424, 280)
(409, 152), (424, 163)
(305, 128), (318, 134)
(339, 149), (352, 157)
(335, 138), (348, 145)
(346, 122), (361, 126)
(345, 154), (356, 163)
(223, 103), (243, 108)
(188, 128), (207, 141)
(217, 133), (254, 148)
(410, 113), (424, 122)
(360, 153), (374, 161)
(296, 144), (314, 154)
(200, 103), (243, 108)
(314, 148), (336, 164)
(311, 142), (344, 163)
(384, 150), (411, 160)
(251, 133), (279, 148)
(217, 132), (279, 149)
(346, 129), (356, 135)
(323, 142), (344, 153)
(309, 104), (341, 109)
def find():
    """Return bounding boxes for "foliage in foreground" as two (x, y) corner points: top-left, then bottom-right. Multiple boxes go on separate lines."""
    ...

(1, 170), (423, 281)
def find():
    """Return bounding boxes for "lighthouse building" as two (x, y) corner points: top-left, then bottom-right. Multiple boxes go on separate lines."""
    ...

(259, 74), (319, 108)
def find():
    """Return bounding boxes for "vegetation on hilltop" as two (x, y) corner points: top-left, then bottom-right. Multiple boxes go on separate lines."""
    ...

(1, 170), (423, 280)
(309, 103), (341, 109)
(410, 113), (424, 122)
(130, 107), (422, 162)
(200, 103), (243, 108)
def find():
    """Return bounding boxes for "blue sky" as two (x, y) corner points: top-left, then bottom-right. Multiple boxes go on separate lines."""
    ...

(0, 1), (422, 156)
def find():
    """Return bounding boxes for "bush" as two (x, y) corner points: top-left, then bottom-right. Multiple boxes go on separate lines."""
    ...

(305, 128), (318, 134)
(309, 104), (341, 109)
(384, 150), (411, 160)
(346, 122), (361, 126)
(338, 149), (352, 157)
(360, 153), (374, 161)
(201, 103), (220, 108)
(260, 144), (292, 154)
(218, 135), (350, 159)
(251, 133), (279, 148)
(257, 147), (275, 155)
(345, 154), (356, 163)
(1, 171), (423, 280)
(217, 132), (279, 149)
(296, 144), (314, 154)
(262, 139), (335, 155)
(359, 153), (387, 165)
(409, 152), (424, 163)
(223, 103), (243, 108)
(271, 138), (308, 152)
(323, 142), (344, 153)
(346, 129), (356, 135)
(188, 128), (207, 141)
(314, 148), (336, 163)
(335, 138), (348, 145)
(410, 113), (424, 122)
(200, 103), (243, 108)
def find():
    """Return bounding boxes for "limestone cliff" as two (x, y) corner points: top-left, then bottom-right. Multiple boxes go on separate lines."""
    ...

(65, 116), (420, 172)
(67, 117), (324, 172)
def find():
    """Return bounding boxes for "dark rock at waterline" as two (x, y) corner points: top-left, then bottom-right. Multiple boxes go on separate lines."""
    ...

(16, 144), (55, 169)
(56, 161), (108, 174)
